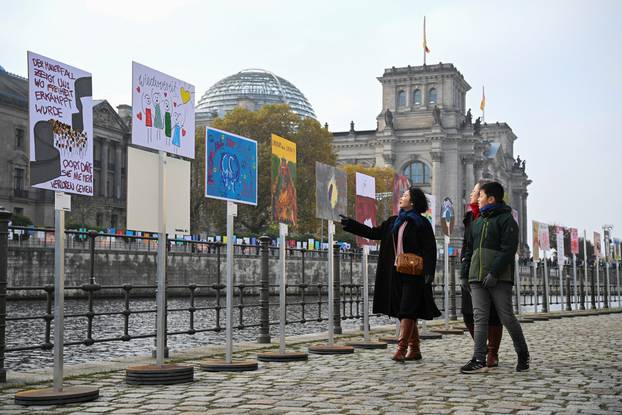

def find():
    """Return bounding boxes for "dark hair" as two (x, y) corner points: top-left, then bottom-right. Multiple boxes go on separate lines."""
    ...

(479, 181), (504, 203)
(409, 187), (429, 214)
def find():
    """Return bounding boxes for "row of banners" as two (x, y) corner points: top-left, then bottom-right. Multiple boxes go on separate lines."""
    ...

(532, 221), (621, 262)
(26, 51), (442, 240)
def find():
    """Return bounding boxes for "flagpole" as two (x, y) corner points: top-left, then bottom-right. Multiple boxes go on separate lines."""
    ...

(481, 86), (485, 123)
(423, 16), (426, 66)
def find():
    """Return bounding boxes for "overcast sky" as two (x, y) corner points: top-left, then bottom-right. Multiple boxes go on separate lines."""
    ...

(2, 0), (621, 244)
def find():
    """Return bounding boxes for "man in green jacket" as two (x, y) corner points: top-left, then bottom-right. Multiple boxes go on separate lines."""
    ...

(460, 181), (530, 373)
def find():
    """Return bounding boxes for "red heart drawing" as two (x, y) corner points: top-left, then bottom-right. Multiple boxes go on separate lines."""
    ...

(136, 86), (140, 93)
(164, 92), (167, 97)
(137, 112), (142, 120)
(182, 129), (186, 137)
(173, 102), (177, 107)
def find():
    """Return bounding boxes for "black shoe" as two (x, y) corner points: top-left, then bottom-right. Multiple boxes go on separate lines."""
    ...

(516, 352), (530, 372)
(460, 358), (488, 374)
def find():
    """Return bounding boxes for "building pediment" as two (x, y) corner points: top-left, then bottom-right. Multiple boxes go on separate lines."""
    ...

(93, 101), (129, 133)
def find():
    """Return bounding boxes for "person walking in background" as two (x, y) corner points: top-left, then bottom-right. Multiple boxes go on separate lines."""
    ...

(340, 187), (440, 363)
(461, 180), (503, 368)
(460, 181), (530, 373)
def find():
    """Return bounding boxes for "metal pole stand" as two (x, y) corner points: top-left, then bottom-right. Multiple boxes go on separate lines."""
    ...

(258, 224), (308, 361)
(202, 202), (258, 371)
(309, 221), (354, 355)
(347, 245), (387, 350)
(126, 152), (193, 384)
(433, 236), (462, 336)
(16, 196), (100, 405)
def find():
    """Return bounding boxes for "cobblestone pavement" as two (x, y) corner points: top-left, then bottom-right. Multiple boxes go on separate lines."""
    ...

(1, 312), (621, 414)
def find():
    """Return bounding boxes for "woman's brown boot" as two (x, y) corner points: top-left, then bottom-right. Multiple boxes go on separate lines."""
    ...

(486, 325), (503, 367)
(405, 320), (422, 361)
(392, 318), (414, 363)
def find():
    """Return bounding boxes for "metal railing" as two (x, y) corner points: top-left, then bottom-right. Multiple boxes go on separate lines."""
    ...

(1, 220), (620, 378)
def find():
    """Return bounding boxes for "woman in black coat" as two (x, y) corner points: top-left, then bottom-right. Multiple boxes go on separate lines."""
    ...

(341, 187), (440, 362)
(460, 181), (503, 367)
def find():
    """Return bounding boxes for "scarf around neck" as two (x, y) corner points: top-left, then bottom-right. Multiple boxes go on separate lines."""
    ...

(392, 208), (423, 234)
(479, 202), (505, 215)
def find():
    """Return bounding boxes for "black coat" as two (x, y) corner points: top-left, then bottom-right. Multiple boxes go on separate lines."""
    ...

(343, 214), (441, 320)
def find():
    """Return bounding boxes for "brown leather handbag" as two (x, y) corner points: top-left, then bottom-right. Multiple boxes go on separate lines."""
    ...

(392, 233), (424, 276)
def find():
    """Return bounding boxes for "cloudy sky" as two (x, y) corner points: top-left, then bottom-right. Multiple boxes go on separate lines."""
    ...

(2, 0), (621, 243)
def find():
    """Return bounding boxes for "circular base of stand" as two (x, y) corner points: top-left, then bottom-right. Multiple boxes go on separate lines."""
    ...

(308, 344), (355, 355)
(346, 340), (388, 349)
(15, 386), (99, 406)
(200, 359), (259, 372)
(378, 336), (398, 344)
(420, 332), (443, 340)
(257, 351), (308, 362)
(432, 329), (465, 335)
(126, 364), (194, 385)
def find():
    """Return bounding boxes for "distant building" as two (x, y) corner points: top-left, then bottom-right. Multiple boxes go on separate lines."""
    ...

(331, 63), (531, 255)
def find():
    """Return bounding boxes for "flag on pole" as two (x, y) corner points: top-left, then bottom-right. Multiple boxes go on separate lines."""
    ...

(480, 86), (486, 111)
(423, 16), (430, 54)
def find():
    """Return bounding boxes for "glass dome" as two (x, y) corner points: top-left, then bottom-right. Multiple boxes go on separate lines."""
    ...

(196, 69), (316, 119)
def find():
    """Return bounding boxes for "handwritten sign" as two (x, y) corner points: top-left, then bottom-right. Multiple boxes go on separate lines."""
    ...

(28, 51), (93, 196)
(131, 62), (195, 159)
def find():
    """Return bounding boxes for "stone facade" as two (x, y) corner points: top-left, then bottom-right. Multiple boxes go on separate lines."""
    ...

(0, 68), (131, 228)
(331, 63), (531, 255)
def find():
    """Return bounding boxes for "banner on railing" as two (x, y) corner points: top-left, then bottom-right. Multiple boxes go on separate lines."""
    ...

(532, 221), (540, 262)
(538, 222), (550, 251)
(556, 226), (565, 265)
(594, 232), (602, 258)
(570, 228), (579, 255)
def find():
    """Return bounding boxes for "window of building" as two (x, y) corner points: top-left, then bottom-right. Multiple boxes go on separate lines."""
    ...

(15, 128), (24, 149)
(14, 168), (25, 191)
(397, 90), (406, 107)
(428, 87), (437, 104)
(413, 89), (422, 105)
(403, 161), (431, 185)
(13, 207), (24, 215)
(111, 214), (118, 229)
(96, 212), (103, 227)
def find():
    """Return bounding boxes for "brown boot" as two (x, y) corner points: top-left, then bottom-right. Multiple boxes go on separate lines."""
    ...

(405, 319), (422, 361)
(392, 318), (414, 363)
(486, 325), (503, 368)
(464, 320), (474, 339)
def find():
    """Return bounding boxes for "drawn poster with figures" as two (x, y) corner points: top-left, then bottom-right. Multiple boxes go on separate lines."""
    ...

(205, 127), (257, 205)
(28, 51), (93, 196)
(131, 62), (195, 159)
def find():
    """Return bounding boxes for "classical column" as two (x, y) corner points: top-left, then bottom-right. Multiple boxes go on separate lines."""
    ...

(431, 151), (443, 234)
(115, 144), (122, 200)
(463, 156), (475, 193)
(101, 140), (109, 198)
(521, 192), (529, 251)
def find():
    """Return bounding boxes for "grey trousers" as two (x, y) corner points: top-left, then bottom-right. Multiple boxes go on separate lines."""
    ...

(471, 281), (529, 362)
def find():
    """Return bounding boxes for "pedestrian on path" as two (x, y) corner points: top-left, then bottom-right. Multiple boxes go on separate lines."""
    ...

(460, 181), (530, 373)
(461, 180), (503, 368)
(340, 187), (441, 363)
